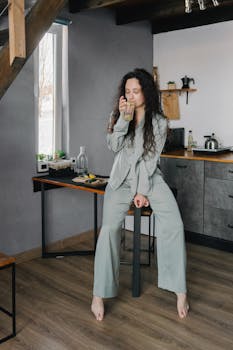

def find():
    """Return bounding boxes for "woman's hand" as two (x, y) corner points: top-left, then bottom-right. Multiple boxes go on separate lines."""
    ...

(134, 193), (150, 208)
(119, 96), (127, 114)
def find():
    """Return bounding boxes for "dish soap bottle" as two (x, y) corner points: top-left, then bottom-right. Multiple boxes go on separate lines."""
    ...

(77, 146), (88, 175)
(187, 130), (193, 151)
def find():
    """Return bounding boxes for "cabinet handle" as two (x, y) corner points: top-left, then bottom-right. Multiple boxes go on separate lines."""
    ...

(229, 195), (233, 199)
(228, 170), (233, 174)
(227, 224), (233, 229)
(176, 165), (187, 169)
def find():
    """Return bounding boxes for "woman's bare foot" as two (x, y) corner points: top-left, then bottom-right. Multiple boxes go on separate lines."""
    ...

(91, 296), (104, 321)
(176, 293), (189, 319)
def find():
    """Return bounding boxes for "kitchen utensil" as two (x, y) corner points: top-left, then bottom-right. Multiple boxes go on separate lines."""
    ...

(181, 75), (195, 89)
(204, 133), (219, 150)
(72, 176), (108, 187)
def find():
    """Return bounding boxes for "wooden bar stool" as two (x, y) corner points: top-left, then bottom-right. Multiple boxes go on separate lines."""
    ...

(0, 253), (16, 344)
(121, 187), (177, 267)
(121, 203), (155, 266)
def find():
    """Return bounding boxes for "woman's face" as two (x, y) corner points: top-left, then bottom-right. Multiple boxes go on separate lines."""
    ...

(125, 78), (145, 109)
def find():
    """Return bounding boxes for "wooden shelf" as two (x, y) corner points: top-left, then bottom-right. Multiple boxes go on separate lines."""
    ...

(160, 88), (197, 105)
(160, 88), (197, 93)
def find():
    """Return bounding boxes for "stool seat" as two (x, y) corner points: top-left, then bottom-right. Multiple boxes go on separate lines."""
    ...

(0, 253), (15, 268)
(127, 203), (153, 217)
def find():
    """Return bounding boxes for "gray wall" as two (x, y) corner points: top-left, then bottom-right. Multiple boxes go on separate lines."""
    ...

(0, 8), (152, 255)
(0, 57), (41, 254)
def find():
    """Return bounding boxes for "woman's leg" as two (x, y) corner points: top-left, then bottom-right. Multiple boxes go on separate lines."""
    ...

(92, 182), (133, 320)
(147, 176), (189, 318)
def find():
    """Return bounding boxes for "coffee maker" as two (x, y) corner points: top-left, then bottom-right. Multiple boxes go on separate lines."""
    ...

(181, 75), (195, 89)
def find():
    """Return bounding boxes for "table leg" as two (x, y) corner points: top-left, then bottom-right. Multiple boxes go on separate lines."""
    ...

(132, 207), (141, 297)
(41, 182), (46, 258)
(12, 263), (16, 336)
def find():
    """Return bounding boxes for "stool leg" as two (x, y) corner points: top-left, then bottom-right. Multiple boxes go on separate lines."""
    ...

(132, 207), (141, 297)
(148, 216), (151, 266)
(12, 263), (16, 337)
(151, 214), (155, 253)
(121, 220), (126, 250)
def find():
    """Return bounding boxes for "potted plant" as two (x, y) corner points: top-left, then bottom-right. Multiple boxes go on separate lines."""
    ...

(167, 81), (176, 90)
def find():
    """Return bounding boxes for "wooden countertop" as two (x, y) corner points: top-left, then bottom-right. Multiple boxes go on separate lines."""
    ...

(161, 149), (233, 163)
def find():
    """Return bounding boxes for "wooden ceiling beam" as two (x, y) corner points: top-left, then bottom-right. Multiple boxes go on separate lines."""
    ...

(0, 0), (67, 99)
(68, 0), (126, 13)
(8, 0), (26, 65)
(152, 3), (233, 34)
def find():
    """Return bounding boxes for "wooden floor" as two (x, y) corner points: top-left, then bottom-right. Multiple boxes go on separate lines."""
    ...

(0, 233), (233, 350)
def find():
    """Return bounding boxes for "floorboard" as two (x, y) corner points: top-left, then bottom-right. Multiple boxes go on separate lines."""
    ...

(0, 233), (232, 349)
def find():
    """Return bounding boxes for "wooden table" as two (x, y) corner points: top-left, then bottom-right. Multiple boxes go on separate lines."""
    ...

(32, 175), (142, 297)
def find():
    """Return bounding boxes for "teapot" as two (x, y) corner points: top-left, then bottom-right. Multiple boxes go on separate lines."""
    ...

(181, 75), (195, 89)
(204, 133), (219, 150)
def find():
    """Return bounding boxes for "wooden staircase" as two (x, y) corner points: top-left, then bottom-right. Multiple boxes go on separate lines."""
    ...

(0, 0), (67, 100)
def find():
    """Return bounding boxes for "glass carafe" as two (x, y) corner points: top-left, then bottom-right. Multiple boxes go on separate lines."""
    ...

(76, 146), (88, 175)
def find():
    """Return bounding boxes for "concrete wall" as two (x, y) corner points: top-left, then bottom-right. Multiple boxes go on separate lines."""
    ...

(0, 57), (41, 254)
(0, 8), (152, 255)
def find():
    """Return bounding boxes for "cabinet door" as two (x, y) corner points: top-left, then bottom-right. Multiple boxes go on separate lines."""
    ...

(160, 158), (204, 233)
(204, 207), (233, 241)
(205, 161), (233, 181)
(204, 164), (233, 241)
(205, 178), (233, 211)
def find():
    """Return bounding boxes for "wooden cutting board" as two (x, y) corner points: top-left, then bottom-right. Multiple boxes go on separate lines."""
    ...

(161, 92), (180, 120)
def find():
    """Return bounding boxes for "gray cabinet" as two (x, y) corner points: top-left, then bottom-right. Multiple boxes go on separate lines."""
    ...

(205, 162), (233, 181)
(204, 162), (233, 241)
(160, 158), (204, 234)
(160, 158), (233, 242)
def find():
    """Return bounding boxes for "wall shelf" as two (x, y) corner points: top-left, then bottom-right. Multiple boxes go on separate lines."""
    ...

(160, 88), (197, 104)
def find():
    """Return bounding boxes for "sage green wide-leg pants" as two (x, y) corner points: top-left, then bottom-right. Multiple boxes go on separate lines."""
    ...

(93, 174), (187, 298)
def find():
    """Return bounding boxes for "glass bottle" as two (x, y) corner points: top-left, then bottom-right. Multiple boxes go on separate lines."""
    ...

(76, 146), (88, 175)
(187, 130), (193, 151)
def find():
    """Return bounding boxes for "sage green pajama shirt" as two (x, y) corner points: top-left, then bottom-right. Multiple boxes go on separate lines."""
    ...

(93, 114), (187, 297)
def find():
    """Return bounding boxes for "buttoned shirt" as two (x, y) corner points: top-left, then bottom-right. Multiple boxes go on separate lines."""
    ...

(107, 113), (167, 196)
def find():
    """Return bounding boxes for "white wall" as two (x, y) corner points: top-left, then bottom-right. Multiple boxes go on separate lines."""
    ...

(153, 21), (233, 147)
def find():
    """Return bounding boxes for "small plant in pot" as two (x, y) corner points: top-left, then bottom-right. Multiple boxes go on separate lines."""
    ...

(167, 81), (176, 90)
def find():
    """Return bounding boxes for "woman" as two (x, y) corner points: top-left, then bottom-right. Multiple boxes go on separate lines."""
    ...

(91, 68), (189, 321)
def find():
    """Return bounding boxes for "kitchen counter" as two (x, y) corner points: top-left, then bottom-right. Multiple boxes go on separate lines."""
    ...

(161, 149), (233, 163)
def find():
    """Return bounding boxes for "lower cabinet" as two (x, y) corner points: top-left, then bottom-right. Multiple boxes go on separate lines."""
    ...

(160, 158), (204, 234)
(204, 207), (233, 241)
(160, 158), (233, 242)
(204, 162), (233, 241)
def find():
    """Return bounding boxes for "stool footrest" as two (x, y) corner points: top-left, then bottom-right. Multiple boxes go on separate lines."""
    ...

(120, 260), (150, 267)
(0, 306), (13, 317)
(0, 334), (15, 344)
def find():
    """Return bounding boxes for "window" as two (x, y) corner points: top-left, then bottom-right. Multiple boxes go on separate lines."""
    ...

(34, 23), (69, 158)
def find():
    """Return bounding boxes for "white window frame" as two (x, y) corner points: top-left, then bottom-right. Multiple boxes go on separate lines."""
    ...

(34, 23), (69, 157)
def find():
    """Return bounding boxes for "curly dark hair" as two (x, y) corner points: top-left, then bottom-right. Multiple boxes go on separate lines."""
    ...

(111, 68), (165, 156)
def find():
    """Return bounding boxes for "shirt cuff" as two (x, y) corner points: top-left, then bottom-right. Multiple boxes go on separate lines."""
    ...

(114, 113), (130, 131)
